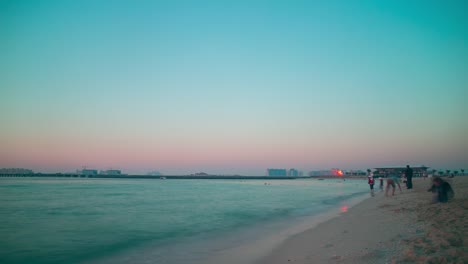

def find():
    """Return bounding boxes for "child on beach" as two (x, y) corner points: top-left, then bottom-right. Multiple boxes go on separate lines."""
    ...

(368, 176), (375, 197)
(368, 176), (375, 190)
(428, 177), (454, 203)
(378, 177), (384, 190)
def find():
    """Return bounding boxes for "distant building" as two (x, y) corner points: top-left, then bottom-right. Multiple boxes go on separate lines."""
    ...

(288, 168), (299, 177)
(267, 169), (287, 177)
(79, 169), (98, 175)
(309, 170), (329, 177)
(0, 168), (34, 175)
(190, 172), (210, 176)
(100, 170), (121, 175)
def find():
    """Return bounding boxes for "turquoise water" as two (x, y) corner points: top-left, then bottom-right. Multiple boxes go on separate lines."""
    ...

(0, 178), (368, 264)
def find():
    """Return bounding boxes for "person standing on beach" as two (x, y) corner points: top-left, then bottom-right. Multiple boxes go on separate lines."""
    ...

(368, 175), (375, 196)
(405, 165), (413, 189)
(378, 177), (384, 190)
(368, 176), (375, 190)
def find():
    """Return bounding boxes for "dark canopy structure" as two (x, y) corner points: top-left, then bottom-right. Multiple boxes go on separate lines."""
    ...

(373, 166), (429, 178)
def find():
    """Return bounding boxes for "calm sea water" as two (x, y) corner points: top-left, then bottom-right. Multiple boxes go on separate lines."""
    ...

(0, 178), (368, 264)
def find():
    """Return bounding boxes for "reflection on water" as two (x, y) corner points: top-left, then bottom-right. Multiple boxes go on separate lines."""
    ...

(340, 205), (348, 212)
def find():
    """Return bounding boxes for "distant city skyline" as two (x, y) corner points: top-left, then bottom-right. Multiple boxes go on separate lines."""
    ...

(1, 1), (467, 175)
(1, 165), (465, 177)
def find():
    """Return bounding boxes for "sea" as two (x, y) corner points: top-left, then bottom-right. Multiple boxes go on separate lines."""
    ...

(0, 177), (370, 264)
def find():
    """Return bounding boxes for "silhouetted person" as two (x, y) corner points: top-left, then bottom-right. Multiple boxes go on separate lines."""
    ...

(405, 165), (413, 189)
(428, 177), (454, 203)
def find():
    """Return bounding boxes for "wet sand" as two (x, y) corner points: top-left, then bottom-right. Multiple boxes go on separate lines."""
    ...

(258, 177), (468, 264)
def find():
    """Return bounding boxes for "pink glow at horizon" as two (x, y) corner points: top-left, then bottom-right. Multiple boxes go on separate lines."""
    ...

(1, 128), (466, 175)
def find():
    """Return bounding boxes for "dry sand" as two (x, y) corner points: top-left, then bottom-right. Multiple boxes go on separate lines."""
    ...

(258, 177), (468, 264)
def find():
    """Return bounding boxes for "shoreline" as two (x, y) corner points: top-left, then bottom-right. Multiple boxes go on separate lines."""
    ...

(200, 190), (370, 264)
(258, 177), (468, 264)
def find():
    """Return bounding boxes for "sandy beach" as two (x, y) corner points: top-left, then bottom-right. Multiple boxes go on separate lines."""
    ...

(258, 177), (468, 264)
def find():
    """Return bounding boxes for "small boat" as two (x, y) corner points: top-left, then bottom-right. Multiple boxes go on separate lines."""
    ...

(160, 177), (166, 180)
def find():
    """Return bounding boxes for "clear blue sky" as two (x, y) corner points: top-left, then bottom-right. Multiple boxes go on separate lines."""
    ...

(1, 0), (467, 175)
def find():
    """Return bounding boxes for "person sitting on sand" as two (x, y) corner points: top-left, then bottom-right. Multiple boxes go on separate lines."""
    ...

(428, 177), (454, 203)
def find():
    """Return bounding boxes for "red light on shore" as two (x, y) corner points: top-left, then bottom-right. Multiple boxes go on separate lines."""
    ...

(337, 170), (343, 176)
(340, 206), (348, 212)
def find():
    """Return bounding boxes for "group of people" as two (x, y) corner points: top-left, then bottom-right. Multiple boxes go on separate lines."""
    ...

(367, 165), (454, 203)
(367, 165), (412, 196)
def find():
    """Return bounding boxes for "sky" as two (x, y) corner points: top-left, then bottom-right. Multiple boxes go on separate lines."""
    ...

(1, 0), (467, 175)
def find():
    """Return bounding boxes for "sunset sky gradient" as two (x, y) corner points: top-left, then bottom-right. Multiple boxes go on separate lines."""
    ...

(1, 0), (467, 175)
